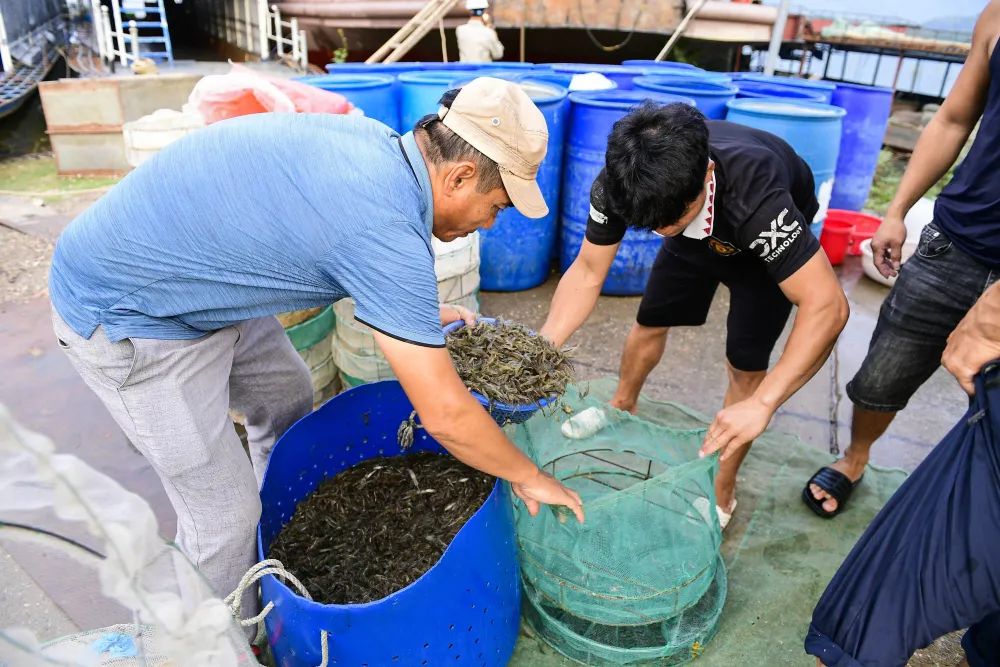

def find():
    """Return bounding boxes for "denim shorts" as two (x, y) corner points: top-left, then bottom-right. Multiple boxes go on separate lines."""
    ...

(847, 222), (1000, 412)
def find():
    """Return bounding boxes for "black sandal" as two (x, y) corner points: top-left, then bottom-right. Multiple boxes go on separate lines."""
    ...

(802, 466), (864, 518)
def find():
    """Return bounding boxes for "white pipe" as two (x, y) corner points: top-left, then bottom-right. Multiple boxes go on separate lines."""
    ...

(656, 0), (710, 62)
(763, 0), (791, 76)
(258, 0), (268, 59)
(245, 0), (253, 51)
(0, 6), (12, 73)
(290, 16), (300, 63)
(101, 6), (115, 61)
(129, 20), (140, 62)
(299, 29), (307, 68)
(90, 0), (107, 62)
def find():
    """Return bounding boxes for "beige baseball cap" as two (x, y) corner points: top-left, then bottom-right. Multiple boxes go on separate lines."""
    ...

(438, 76), (549, 219)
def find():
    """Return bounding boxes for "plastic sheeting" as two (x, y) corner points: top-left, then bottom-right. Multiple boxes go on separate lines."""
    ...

(0, 403), (254, 666)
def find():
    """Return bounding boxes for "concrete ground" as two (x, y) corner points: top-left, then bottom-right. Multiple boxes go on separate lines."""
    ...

(0, 199), (970, 663)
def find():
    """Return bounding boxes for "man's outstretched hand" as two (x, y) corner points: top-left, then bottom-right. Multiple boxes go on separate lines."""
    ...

(512, 469), (585, 524)
(700, 396), (775, 461)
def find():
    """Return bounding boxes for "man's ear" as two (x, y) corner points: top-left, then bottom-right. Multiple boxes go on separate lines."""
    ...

(444, 161), (478, 192)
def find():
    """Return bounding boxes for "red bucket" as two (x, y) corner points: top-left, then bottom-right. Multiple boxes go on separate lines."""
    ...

(819, 213), (855, 266)
(846, 212), (882, 256)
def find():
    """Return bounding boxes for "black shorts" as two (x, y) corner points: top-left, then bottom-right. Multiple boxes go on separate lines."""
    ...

(636, 238), (792, 372)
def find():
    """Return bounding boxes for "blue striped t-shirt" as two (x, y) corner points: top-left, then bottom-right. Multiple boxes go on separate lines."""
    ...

(49, 113), (445, 347)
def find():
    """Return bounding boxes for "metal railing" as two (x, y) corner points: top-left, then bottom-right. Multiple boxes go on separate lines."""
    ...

(196, 0), (307, 69)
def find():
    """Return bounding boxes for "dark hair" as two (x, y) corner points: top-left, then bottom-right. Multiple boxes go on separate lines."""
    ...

(414, 88), (504, 194)
(604, 102), (709, 230)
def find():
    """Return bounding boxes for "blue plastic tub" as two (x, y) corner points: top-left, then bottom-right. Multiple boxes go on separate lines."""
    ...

(829, 82), (895, 212)
(466, 80), (569, 291)
(633, 75), (738, 119)
(257, 380), (521, 666)
(296, 73), (398, 130)
(398, 70), (466, 131)
(547, 63), (648, 90)
(443, 318), (555, 423)
(726, 98), (846, 237)
(735, 80), (827, 104)
(561, 90), (697, 295)
(729, 73), (838, 104)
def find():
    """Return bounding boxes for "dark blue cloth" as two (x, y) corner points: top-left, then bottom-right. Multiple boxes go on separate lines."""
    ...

(935, 43), (1000, 268)
(806, 362), (1000, 667)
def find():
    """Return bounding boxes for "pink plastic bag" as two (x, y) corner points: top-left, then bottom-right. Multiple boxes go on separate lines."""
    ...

(186, 63), (353, 124)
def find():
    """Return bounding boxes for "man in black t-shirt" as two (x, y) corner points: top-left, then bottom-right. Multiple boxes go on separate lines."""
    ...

(539, 102), (849, 529)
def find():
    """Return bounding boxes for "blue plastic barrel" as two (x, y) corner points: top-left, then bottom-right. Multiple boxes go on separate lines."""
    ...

(829, 82), (895, 212)
(416, 61), (480, 71)
(451, 71), (527, 86)
(526, 71), (617, 91)
(325, 63), (423, 131)
(474, 79), (569, 291)
(729, 73), (837, 104)
(478, 61), (537, 70)
(633, 76), (738, 119)
(398, 70), (465, 131)
(325, 62), (422, 75)
(562, 90), (697, 295)
(735, 80), (827, 104)
(547, 63), (648, 90)
(296, 73), (398, 130)
(623, 59), (700, 72)
(726, 99), (846, 238)
(258, 381), (521, 667)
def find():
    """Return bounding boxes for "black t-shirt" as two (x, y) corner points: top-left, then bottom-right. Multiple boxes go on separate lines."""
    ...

(586, 120), (822, 283)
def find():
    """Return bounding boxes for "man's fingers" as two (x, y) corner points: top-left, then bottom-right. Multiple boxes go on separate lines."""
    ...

(702, 426), (732, 457)
(523, 497), (540, 517)
(566, 497), (585, 523)
(959, 374), (976, 395)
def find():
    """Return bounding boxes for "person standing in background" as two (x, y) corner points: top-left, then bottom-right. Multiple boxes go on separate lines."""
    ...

(803, 0), (1000, 519)
(457, 0), (504, 64)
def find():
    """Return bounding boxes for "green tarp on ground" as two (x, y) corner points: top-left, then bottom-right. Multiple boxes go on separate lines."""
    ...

(509, 379), (908, 666)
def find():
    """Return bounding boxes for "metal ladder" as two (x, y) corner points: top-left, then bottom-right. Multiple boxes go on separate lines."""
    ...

(366, 0), (462, 64)
(116, 0), (174, 66)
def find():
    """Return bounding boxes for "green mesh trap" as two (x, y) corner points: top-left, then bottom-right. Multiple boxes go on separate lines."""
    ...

(512, 385), (726, 665)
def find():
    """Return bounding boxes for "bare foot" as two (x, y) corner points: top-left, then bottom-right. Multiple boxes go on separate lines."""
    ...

(608, 396), (638, 415)
(809, 454), (867, 513)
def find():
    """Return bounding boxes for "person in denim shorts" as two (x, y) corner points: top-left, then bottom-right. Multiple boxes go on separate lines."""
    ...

(803, 1), (1000, 521)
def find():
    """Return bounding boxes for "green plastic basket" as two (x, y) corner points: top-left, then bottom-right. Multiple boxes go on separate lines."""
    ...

(284, 305), (335, 352)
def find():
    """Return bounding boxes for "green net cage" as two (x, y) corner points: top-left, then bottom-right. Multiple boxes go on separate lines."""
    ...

(512, 385), (727, 665)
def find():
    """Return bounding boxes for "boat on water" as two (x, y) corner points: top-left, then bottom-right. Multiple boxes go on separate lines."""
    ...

(0, 0), (65, 120)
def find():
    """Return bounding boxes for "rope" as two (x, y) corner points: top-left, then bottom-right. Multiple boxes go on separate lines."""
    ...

(226, 559), (331, 666)
(576, 0), (648, 53)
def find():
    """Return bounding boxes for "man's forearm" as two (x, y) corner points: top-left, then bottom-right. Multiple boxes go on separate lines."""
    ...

(886, 116), (973, 219)
(967, 281), (1000, 342)
(753, 298), (848, 411)
(422, 392), (539, 484)
(539, 261), (603, 346)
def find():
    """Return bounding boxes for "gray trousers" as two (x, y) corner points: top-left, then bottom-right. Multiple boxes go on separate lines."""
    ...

(52, 308), (313, 619)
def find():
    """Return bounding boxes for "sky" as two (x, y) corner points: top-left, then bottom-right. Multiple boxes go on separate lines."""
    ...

(770, 0), (988, 25)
